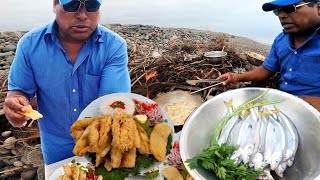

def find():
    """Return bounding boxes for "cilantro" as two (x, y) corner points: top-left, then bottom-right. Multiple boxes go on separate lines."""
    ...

(144, 169), (159, 179)
(141, 119), (153, 137)
(186, 143), (261, 180)
(163, 119), (168, 123)
(180, 163), (188, 180)
(166, 135), (173, 155)
(71, 159), (76, 164)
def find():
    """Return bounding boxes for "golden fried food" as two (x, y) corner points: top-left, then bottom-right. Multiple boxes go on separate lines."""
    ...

(71, 117), (96, 140)
(111, 112), (135, 152)
(150, 124), (172, 161)
(88, 119), (101, 153)
(161, 167), (184, 180)
(57, 162), (97, 180)
(20, 106), (43, 120)
(104, 156), (113, 171)
(121, 147), (137, 168)
(73, 123), (93, 156)
(110, 146), (123, 168)
(135, 122), (151, 155)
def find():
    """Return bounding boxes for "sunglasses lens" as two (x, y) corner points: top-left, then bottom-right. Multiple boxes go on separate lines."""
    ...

(63, 1), (80, 12)
(272, 5), (296, 16)
(282, 5), (296, 13)
(85, 1), (101, 12)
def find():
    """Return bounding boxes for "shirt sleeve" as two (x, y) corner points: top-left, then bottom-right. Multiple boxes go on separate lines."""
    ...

(262, 37), (280, 73)
(8, 35), (37, 97)
(99, 37), (131, 95)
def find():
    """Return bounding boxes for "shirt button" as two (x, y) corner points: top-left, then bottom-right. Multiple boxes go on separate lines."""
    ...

(73, 89), (76, 92)
(285, 82), (288, 85)
(289, 68), (293, 71)
(74, 109), (77, 112)
(294, 51), (297, 55)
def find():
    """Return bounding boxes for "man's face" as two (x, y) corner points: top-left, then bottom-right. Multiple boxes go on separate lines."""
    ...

(54, 0), (101, 42)
(277, 2), (320, 34)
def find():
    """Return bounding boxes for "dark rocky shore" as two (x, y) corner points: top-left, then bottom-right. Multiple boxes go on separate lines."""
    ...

(0, 24), (272, 180)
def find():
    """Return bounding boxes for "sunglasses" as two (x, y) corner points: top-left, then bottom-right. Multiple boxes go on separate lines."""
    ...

(273, 2), (311, 16)
(62, 0), (101, 13)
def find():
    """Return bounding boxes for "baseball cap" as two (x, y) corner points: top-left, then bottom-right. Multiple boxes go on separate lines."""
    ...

(59, 0), (102, 5)
(263, 0), (304, 11)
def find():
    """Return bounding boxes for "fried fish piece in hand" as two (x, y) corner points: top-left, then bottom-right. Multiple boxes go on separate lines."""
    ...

(20, 106), (43, 120)
(150, 124), (172, 161)
(121, 147), (137, 168)
(136, 122), (151, 155)
(162, 167), (184, 180)
(112, 112), (135, 152)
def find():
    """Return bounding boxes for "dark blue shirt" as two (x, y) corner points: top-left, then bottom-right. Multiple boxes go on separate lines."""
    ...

(263, 28), (320, 96)
(8, 21), (131, 164)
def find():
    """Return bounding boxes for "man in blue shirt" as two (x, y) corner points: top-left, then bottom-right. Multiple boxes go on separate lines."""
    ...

(3, 0), (130, 164)
(218, 0), (320, 111)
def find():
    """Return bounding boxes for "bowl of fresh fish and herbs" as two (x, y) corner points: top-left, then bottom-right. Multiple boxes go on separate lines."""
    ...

(180, 88), (320, 180)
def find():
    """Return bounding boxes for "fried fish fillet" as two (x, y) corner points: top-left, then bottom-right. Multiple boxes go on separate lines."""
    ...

(95, 115), (113, 167)
(110, 146), (123, 168)
(73, 123), (93, 156)
(150, 124), (172, 161)
(135, 122), (151, 155)
(20, 106), (43, 120)
(88, 119), (101, 153)
(121, 147), (137, 168)
(161, 167), (184, 180)
(112, 112), (135, 152)
(71, 117), (96, 140)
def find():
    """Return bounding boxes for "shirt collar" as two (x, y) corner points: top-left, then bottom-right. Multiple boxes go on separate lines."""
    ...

(44, 20), (104, 43)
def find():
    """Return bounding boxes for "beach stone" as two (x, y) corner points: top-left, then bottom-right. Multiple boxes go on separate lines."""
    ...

(37, 165), (45, 180)
(3, 137), (16, 150)
(21, 169), (37, 180)
(5, 55), (14, 64)
(0, 147), (11, 155)
(152, 51), (161, 58)
(2, 45), (16, 52)
(0, 39), (5, 43)
(1, 131), (12, 138)
(0, 51), (14, 57)
(13, 161), (23, 167)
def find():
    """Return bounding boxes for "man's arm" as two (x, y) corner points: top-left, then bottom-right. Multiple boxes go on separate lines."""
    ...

(217, 66), (273, 84)
(4, 91), (31, 127)
(299, 95), (320, 112)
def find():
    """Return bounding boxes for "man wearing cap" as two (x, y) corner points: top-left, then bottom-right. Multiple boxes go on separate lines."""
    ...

(4, 0), (131, 164)
(218, 0), (320, 111)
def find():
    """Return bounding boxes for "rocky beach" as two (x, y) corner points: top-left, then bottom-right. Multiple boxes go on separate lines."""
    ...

(0, 24), (275, 180)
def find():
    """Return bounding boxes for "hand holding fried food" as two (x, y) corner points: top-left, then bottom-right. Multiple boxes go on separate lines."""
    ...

(161, 167), (184, 180)
(150, 124), (173, 161)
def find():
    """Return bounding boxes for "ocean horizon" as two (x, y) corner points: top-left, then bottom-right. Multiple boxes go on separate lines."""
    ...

(0, 0), (282, 45)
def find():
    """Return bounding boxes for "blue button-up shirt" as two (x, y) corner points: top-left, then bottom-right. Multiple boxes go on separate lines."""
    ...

(263, 28), (320, 96)
(8, 21), (131, 164)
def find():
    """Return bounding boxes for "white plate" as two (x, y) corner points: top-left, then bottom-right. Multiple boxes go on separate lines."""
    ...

(77, 93), (175, 175)
(49, 161), (90, 180)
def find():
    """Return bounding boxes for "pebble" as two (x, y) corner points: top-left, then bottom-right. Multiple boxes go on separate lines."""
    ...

(2, 45), (16, 52)
(0, 51), (14, 57)
(21, 169), (37, 180)
(1, 131), (12, 138)
(3, 137), (16, 150)
(13, 161), (24, 167)
(152, 51), (161, 58)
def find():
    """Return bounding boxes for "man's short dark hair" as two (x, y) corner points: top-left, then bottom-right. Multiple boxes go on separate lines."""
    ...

(54, 0), (59, 5)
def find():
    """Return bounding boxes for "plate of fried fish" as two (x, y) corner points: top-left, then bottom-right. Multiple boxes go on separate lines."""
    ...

(70, 93), (174, 179)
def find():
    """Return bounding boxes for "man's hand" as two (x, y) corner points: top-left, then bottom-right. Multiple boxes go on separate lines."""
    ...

(217, 73), (242, 84)
(299, 95), (320, 112)
(4, 93), (31, 128)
